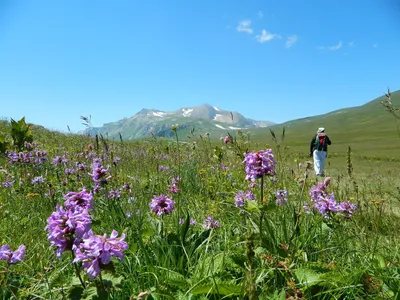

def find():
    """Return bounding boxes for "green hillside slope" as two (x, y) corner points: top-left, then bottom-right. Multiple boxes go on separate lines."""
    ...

(251, 90), (400, 159)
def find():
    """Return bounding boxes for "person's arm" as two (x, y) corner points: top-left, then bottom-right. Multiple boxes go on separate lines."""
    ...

(309, 135), (315, 155)
(326, 135), (332, 145)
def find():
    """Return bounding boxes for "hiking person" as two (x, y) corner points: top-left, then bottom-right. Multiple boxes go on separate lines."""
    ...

(309, 127), (332, 176)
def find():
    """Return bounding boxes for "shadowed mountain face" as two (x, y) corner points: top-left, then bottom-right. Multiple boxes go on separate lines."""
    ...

(84, 104), (275, 140)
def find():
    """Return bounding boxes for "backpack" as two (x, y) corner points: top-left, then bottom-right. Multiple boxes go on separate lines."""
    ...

(314, 133), (326, 151)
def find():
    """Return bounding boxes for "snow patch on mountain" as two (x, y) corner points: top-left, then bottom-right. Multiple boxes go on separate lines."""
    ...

(215, 124), (225, 129)
(213, 114), (222, 120)
(152, 111), (166, 117)
(182, 108), (193, 117)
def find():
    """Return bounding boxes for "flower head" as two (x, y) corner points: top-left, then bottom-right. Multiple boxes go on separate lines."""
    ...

(63, 189), (93, 210)
(203, 215), (220, 229)
(243, 149), (277, 181)
(149, 194), (175, 216)
(45, 205), (91, 257)
(0, 244), (26, 264)
(73, 230), (128, 278)
(234, 190), (255, 207)
(31, 176), (45, 185)
(275, 189), (288, 206)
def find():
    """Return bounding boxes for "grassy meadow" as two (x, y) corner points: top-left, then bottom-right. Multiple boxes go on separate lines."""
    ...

(1, 99), (400, 299)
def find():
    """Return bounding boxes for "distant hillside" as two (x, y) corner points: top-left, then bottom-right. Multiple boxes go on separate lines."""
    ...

(252, 90), (400, 158)
(84, 104), (274, 140)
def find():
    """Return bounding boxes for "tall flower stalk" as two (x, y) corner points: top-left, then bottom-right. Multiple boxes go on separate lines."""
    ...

(243, 149), (277, 241)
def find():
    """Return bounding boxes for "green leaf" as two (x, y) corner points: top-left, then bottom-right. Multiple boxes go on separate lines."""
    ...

(67, 286), (84, 300)
(245, 200), (260, 213)
(294, 267), (323, 287)
(81, 287), (98, 300)
(180, 212), (190, 242)
(260, 203), (278, 212)
(190, 283), (241, 295)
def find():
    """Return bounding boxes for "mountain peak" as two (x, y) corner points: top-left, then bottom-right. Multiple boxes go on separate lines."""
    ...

(88, 103), (274, 140)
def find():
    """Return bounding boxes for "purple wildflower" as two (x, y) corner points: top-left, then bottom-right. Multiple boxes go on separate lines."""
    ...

(308, 179), (357, 218)
(0, 244), (26, 264)
(53, 156), (63, 165)
(338, 201), (357, 218)
(2, 179), (15, 188)
(234, 190), (255, 207)
(64, 168), (75, 175)
(108, 188), (121, 199)
(168, 177), (181, 194)
(45, 205), (91, 257)
(275, 189), (288, 206)
(63, 189), (93, 210)
(76, 162), (87, 171)
(243, 149), (277, 181)
(123, 183), (131, 192)
(7, 151), (19, 163)
(203, 215), (220, 229)
(245, 190), (255, 200)
(159, 165), (169, 172)
(149, 194), (175, 216)
(31, 176), (45, 185)
(73, 230), (128, 278)
(90, 161), (110, 183)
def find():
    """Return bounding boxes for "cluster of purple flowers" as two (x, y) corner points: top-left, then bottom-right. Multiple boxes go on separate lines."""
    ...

(1, 177), (15, 189)
(76, 162), (87, 171)
(34, 150), (48, 164)
(306, 178), (357, 218)
(168, 177), (181, 194)
(90, 159), (110, 183)
(73, 230), (128, 278)
(64, 168), (75, 175)
(63, 189), (93, 210)
(6, 147), (48, 164)
(149, 194), (175, 216)
(31, 175), (46, 185)
(53, 155), (67, 165)
(275, 189), (288, 206)
(159, 165), (169, 172)
(234, 190), (255, 207)
(45, 204), (92, 257)
(108, 188), (122, 199)
(203, 215), (221, 229)
(243, 149), (277, 181)
(179, 218), (197, 225)
(0, 244), (26, 264)
(45, 188), (127, 278)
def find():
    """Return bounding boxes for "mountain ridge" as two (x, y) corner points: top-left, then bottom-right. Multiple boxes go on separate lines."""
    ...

(84, 103), (275, 140)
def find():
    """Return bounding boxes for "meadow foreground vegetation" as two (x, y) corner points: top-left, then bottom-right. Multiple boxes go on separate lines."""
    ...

(1, 119), (400, 299)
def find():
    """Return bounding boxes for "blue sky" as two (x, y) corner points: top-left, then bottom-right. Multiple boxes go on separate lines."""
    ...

(1, 0), (400, 132)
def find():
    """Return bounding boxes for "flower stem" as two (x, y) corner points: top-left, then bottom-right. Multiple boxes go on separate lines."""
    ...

(99, 271), (106, 292)
(71, 251), (86, 289)
(259, 176), (264, 242)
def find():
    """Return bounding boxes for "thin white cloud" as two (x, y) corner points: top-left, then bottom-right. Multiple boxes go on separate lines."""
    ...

(286, 35), (298, 48)
(256, 29), (280, 43)
(237, 20), (253, 34)
(258, 10), (264, 18)
(318, 41), (342, 51)
(348, 41), (355, 47)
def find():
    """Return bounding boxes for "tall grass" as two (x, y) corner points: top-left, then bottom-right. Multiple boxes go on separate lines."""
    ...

(0, 122), (400, 299)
